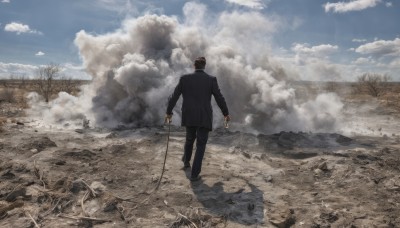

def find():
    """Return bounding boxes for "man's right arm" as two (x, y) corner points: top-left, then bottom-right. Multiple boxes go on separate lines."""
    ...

(166, 77), (182, 115)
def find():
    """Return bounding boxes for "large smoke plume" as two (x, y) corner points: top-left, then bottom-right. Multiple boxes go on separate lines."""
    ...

(28, 2), (343, 133)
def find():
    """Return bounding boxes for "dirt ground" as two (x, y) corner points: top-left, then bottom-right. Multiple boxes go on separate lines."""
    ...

(0, 82), (400, 227)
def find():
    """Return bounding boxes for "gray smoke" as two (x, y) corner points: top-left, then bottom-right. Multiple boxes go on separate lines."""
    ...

(28, 2), (343, 133)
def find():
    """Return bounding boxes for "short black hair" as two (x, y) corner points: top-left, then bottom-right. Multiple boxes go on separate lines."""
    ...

(194, 57), (206, 69)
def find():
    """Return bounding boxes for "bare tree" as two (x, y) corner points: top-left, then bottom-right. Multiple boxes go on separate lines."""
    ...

(36, 63), (61, 102)
(356, 73), (391, 97)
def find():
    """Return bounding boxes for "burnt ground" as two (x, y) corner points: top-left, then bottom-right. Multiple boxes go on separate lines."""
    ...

(1, 81), (400, 227)
(0, 122), (400, 228)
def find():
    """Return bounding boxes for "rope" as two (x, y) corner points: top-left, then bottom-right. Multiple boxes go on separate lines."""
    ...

(155, 120), (171, 190)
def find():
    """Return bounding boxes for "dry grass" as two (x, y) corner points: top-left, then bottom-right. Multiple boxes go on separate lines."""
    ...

(0, 88), (16, 103)
(0, 79), (89, 120)
(169, 208), (227, 228)
(0, 117), (7, 132)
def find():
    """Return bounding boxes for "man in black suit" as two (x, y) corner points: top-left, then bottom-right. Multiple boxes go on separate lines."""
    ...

(166, 57), (230, 181)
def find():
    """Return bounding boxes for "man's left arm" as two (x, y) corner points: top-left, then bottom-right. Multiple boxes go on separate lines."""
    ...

(212, 77), (229, 117)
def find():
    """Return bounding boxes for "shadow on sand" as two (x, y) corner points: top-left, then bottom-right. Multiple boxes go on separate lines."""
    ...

(184, 169), (264, 226)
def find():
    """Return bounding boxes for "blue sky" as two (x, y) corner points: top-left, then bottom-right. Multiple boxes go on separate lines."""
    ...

(0, 0), (399, 80)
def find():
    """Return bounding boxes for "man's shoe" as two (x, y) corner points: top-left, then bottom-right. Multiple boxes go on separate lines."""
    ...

(190, 176), (201, 182)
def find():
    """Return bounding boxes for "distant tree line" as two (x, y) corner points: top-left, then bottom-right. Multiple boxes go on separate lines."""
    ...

(0, 63), (86, 103)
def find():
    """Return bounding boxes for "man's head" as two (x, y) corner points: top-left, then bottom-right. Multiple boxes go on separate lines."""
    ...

(194, 57), (206, 69)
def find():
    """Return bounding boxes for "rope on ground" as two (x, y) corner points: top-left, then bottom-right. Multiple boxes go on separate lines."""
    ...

(155, 120), (171, 190)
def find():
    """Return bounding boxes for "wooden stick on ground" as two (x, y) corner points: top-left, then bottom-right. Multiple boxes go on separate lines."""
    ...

(177, 213), (198, 228)
(33, 160), (46, 189)
(80, 191), (89, 217)
(58, 214), (112, 223)
(26, 212), (40, 228)
(42, 198), (62, 217)
(117, 205), (127, 221)
(80, 179), (97, 197)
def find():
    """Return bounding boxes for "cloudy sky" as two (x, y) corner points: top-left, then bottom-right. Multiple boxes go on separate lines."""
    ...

(0, 0), (399, 81)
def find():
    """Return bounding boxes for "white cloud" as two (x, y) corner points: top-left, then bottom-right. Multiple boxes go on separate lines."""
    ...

(225, 0), (267, 9)
(352, 57), (375, 64)
(1, 0), (10, 3)
(61, 63), (91, 80)
(35, 51), (45, 56)
(4, 22), (42, 35)
(352, 38), (367, 43)
(292, 43), (339, 56)
(355, 38), (400, 57)
(385, 2), (393, 7)
(388, 58), (400, 68)
(91, 0), (137, 14)
(0, 62), (38, 79)
(324, 0), (382, 13)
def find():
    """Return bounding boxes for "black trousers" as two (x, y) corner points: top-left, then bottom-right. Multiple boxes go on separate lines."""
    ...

(182, 126), (209, 178)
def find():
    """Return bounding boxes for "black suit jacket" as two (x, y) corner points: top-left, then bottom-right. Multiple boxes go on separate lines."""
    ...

(166, 69), (229, 130)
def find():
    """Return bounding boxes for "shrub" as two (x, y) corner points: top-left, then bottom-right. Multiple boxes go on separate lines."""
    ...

(0, 88), (16, 103)
(356, 73), (391, 97)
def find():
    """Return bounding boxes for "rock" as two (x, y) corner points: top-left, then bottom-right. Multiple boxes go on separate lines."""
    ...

(90, 181), (106, 193)
(5, 188), (28, 202)
(30, 148), (38, 153)
(104, 176), (114, 183)
(269, 208), (296, 228)
(312, 210), (339, 227)
(55, 160), (66, 166)
(75, 129), (84, 134)
(242, 151), (251, 159)
(106, 132), (118, 139)
(16, 121), (24, 125)
(264, 175), (273, 183)
(70, 180), (86, 193)
(314, 168), (323, 175)
(320, 211), (338, 223)
(103, 198), (118, 212)
(1, 169), (15, 180)
(318, 162), (329, 171)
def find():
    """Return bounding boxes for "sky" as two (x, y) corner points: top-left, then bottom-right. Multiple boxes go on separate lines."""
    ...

(0, 0), (399, 81)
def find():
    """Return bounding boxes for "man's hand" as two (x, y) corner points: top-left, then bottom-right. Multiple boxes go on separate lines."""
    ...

(224, 115), (230, 128)
(224, 115), (231, 122)
(165, 114), (172, 124)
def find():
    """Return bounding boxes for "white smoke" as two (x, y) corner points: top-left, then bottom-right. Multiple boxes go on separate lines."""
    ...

(28, 2), (343, 133)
